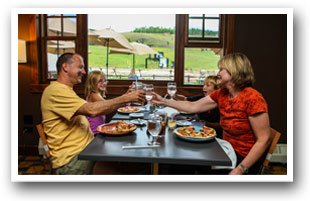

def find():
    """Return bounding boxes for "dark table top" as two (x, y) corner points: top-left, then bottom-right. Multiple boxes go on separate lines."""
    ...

(79, 117), (231, 167)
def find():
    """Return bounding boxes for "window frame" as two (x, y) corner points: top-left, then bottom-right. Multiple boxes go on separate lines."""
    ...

(34, 14), (88, 84)
(30, 14), (234, 97)
(185, 14), (224, 46)
(176, 14), (235, 88)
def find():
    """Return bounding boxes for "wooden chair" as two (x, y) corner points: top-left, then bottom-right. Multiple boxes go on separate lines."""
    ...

(259, 128), (281, 174)
(36, 124), (54, 175)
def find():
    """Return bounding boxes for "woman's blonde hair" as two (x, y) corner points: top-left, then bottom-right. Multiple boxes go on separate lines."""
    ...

(218, 52), (255, 88)
(84, 71), (106, 98)
(204, 75), (220, 90)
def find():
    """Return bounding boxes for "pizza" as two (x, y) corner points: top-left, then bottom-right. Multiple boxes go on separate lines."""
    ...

(118, 106), (139, 113)
(97, 121), (137, 134)
(111, 121), (137, 133)
(174, 126), (216, 139)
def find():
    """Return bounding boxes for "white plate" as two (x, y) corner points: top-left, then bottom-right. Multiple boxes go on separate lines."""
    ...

(176, 120), (192, 127)
(129, 113), (144, 118)
(130, 119), (147, 125)
(136, 107), (146, 112)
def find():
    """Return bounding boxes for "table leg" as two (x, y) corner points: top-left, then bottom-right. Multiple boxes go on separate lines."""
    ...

(151, 163), (159, 175)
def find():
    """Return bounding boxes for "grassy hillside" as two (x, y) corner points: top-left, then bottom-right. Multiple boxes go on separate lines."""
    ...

(88, 32), (220, 71)
(184, 48), (219, 70)
(123, 32), (175, 48)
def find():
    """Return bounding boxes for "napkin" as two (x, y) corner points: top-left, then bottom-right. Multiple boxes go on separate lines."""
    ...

(211, 138), (237, 170)
(157, 107), (179, 118)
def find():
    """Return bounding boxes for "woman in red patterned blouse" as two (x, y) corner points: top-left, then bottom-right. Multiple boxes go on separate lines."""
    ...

(151, 53), (272, 175)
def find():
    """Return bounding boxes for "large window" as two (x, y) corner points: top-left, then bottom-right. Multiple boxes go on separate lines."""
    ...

(34, 14), (234, 95)
(38, 14), (78, 80)
(183, 14), (224, 85)
(88, 14), (175, 81)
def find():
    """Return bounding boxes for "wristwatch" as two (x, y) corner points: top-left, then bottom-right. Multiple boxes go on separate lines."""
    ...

(239, 163), (249, 174)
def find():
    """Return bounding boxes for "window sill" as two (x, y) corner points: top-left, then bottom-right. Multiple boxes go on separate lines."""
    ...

(30, 84), (203, 97)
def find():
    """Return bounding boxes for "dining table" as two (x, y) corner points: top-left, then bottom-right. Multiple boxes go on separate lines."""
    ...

(78, 106), (232, 174)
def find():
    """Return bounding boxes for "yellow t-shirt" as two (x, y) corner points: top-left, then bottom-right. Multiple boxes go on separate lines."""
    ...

(41, 81), (94, 168)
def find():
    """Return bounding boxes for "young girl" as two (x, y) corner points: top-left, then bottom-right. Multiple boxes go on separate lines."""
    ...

(84, 71), (108, 135)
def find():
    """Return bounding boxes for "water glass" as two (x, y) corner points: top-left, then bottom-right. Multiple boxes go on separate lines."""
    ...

(144, 84), (154, 111)
(168, 113), (177, 129)
(155, 111), (167, 136)
(147, 114), (162, 145)
(167, 82), (177, 99)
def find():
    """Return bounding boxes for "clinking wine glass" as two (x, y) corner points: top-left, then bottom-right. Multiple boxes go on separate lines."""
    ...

(132, 81), (143, 90)
(130, 82), (144, 106)
(144, 84), (154, 111)
(147, 115), (162, 145)
(167, 82), (177, 100)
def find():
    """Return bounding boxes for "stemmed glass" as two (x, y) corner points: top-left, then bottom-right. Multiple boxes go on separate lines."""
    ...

(167, 82), (177, 100)
(132, 81), (143, 90)
(129, 81), (144, 106)
(147, 114), (162, 145)
(143, 84), (154, 111)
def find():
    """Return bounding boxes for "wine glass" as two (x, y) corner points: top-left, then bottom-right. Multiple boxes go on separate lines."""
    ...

(132, 81), (143, 90)
(167, 82), (177, 99)
(143, 84), (154, 111)
(147, 115), (162, 145)
(130, 82), (143, 106)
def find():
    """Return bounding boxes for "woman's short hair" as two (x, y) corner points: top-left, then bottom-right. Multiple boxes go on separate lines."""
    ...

(84, 71), (106, 98)
(204, 75), (220, 90)
(218, 52), (255, 88)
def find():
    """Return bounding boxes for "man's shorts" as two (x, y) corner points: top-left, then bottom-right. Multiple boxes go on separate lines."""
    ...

(55, 155), (95, 175)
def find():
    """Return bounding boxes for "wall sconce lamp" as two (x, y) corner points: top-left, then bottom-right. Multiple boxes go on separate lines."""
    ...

(18, 39), (27, 63)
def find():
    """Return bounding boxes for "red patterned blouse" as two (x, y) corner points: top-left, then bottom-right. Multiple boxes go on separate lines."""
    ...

(209, 87), (268, 157)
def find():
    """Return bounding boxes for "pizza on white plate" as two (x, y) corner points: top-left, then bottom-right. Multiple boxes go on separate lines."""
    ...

(118, 106), (139, 113)
(97, 121), (137, 134)
(174, 126), (216, 139)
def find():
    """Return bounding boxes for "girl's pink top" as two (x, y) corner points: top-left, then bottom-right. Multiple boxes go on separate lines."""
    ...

(86, 97), (106, 135)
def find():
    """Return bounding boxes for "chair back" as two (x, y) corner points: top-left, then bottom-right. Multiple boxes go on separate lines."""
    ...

(260, 128), (281, 174)
(36, 124), (53, 174)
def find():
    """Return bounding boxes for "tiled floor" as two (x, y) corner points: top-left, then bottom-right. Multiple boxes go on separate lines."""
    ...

(18, 155), (287, 175)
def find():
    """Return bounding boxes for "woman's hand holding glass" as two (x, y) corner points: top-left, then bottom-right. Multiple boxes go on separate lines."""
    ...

(150, 92), (165, 106)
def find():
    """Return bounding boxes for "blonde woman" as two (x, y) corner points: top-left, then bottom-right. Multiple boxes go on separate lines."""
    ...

(152, 53), (272, 175)
(85, 71), (108, 135)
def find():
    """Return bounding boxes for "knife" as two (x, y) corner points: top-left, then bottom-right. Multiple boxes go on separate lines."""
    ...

(122, 145), (160, 149)
(194, 126), (203, 131)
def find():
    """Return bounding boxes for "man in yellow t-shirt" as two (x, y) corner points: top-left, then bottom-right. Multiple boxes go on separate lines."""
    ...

(41, 53), (145, 174)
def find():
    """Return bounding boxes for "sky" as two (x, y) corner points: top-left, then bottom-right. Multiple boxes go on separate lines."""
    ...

(88, 14), (220, 33)
(88, 14), (176, 33)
